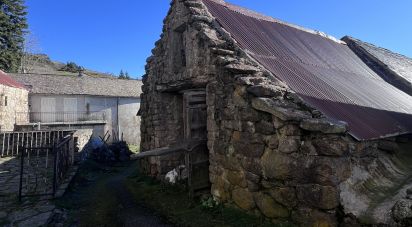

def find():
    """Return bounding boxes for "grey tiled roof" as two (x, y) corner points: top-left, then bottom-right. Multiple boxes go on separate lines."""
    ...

(343, 36), (412, 95)
(9, 73), (142, 98)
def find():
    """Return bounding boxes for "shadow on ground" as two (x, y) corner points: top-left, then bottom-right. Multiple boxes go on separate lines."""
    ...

(55, 160), (281, 227)
(54, 160), (172, 227)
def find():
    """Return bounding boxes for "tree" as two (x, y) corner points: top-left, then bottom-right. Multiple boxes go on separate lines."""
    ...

(19, 31), (42, 73)
(119, 69), (125, 79)
(124, 71), (131, 80)
(0, 0), (28, 72)
(61, 62), (83, 73)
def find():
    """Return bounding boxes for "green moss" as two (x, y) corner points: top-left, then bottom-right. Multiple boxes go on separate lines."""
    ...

(128, 144), (140, 154)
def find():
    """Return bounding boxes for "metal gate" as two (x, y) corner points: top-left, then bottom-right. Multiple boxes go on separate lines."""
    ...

(18, 134), (74, 201)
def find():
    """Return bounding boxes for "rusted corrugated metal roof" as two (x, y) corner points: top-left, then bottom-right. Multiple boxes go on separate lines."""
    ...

(202, 0), (412, 140)
(0, 70), (25, 89)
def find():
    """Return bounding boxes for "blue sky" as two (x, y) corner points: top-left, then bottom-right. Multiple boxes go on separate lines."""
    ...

(26, 0), (412, 79)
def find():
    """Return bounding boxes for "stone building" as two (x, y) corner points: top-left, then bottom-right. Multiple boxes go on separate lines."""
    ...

(10, 73), (142, 145)
(0, 70), (29, 131)
(139, 0), (412, 226)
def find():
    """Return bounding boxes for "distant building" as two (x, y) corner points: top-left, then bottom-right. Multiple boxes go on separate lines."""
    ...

(10, 73), (142, 145)
(0, 70), (29, 131)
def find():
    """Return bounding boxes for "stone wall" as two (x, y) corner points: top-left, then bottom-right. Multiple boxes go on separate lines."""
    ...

(0, 84), (29, 131)
(140, 0), (412, 226)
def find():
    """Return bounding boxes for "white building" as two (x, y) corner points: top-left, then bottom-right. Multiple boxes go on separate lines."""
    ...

(10, 73), (142, 145)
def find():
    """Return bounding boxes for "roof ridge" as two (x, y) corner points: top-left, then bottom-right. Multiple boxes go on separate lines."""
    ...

(203, 0), (345, 44)
(10, 72), (143, 82)
(343, 36), (412, 61)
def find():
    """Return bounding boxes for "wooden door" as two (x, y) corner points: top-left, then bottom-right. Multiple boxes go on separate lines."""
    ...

(63, 98), (78, 122)
(182, 90), (210, 197)
(183, 91), (207, 141)
(40, 98), (56, 122)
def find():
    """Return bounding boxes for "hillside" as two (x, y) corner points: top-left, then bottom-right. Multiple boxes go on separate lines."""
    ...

(20, 54), (117, 78)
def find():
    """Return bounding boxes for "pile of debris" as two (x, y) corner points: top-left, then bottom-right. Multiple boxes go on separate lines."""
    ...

(88, 141), (132, 162)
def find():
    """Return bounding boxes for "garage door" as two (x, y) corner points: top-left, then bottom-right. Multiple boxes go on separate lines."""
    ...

(64, 98), (78, 122)
(40, 98), (56, 122)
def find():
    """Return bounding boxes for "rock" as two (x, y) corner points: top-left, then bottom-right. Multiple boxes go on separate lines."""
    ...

(216, 55), (238, 66)
(300, 118), (348, 134)
(261, 150), (296, 180)
(247, 180), (260, 192)
(313, 137), (348, 156)
(263, 135), (279, 149)
(278, 136), (300, 154)
(378, 140), (399, 152)
(406, 187), (412, 195)
(279, 124), (301, 136)
(211, 177), (231, 201)
(245, 171), (261, 183)
(189, 15), (213, 24)
(255, 120), (276, 135)
(305, 157), (351, 186)
(226, 170), (247, 188)
(254, 193), (289, 218)
(270, 187), (298, 208)
(225, 64), (260, 74)
(292, 208), (337, 227)
(232, 131), (265, 158)
(200, 28), (226, 47)
(187, 6), (207, 16)
(236, 76), (269, 86)
(247, 85), (282, 97)
(261, 180), (280, 189)
(233, 142), (265, 158)
(233, 86), (248, 107)
(241, 121), (255, 134)
(214, 153), (241, 171)
(211, 48), (235, 56)
(252, 98), (311, 121)
(240, 157), (262, 175)
(352, 141), (378, 157)
(232, 188), (256, 210)
(183, 1), (203, 8)
(392, 199), (412, 223)
(300, 140), (317, 155)
(272, 116), (285, 129)
(296, 184), (339, 210)
(239, 107), (260, 122)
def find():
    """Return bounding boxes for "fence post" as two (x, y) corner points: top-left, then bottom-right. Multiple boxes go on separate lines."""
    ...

(52, 145), (58, 197)
(18, 147), (25, 202)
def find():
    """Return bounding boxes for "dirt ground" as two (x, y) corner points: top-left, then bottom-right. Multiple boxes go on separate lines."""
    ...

(54, 160), (173, 227)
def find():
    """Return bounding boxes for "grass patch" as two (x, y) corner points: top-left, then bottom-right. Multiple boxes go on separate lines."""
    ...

(125, 167), (285, 227)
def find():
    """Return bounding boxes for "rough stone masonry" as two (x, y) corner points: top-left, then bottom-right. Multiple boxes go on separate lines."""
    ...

(139, 0), (412, 226)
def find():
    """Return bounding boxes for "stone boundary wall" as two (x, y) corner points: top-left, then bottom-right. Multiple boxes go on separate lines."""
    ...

(140, 0), (412, 226)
